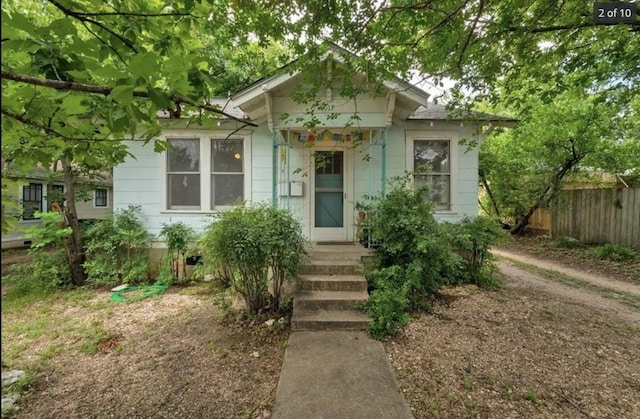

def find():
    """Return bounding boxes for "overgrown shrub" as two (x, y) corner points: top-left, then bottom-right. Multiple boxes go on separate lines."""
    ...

(83, 205), (151, 287)
(360, 176), (504, 340)
(589, 244), (637, 262)
(198, 203), (308, 315)
(5, 212), (72, 294)
(158, 222), (196, 284)
(442, 216), (507, 286)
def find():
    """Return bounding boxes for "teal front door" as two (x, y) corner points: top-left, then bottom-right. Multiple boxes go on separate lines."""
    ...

(312, 150), (346, 240)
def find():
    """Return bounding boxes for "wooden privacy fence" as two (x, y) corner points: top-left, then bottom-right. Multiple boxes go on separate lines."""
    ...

(551, 187), (640, 250)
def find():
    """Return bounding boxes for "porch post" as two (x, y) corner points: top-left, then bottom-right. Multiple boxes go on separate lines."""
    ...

(382, 127), (388, 196)
(286, 129), (291, 210)
(272, 130), (278, 208)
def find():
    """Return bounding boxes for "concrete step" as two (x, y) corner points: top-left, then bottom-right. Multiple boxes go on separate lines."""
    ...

(297, 274), (367, 292)
(291, 309), (370, 331)
(310, 243), (372, 263)
(294, 290), (368, 311)
(299, 261), (364, 275)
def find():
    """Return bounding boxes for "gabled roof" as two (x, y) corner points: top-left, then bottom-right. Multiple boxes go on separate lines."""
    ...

(231, 43), (431, 108)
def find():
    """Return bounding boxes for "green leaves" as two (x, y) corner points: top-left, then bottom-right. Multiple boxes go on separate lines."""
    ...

(129, 52), (160, 79)
(109, 85), (134, 105)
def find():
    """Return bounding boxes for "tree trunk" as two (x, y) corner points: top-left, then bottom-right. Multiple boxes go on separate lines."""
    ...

(60, 157), (87, 286)
(510, 154), (585, 235)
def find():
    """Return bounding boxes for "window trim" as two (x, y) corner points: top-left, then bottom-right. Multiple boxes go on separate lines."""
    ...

(161, 131), (252, 213)
(19, 182), (66, 222)
(405, 131), (457, 213)
(93, 188), (109, 208)
(21, 183), (43, 220)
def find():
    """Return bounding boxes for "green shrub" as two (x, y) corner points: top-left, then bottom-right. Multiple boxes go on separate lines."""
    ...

(553, 236), (584, 249)
(366, 282), (410, 340)
(359, 177), (505, 340)
(83, 205), (152, 287)
(198, 203), (308, 315)
(7, 249), (70, 295)
(442, 216), (507, 285)
(158, 221), (196, 284)
(360, 176), (459, 339)
(5, 212), (72, 294)
(589, 244), (637, 262)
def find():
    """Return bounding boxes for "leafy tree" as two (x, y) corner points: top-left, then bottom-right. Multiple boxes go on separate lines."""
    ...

(2, 0), (638, 282)
(1, 0), (287, 285)
(479, 87), (640, 233)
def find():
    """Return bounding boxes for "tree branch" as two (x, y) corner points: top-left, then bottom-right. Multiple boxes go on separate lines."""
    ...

(1, 70), (257, 126)
(457, 0), (484, 75)
(46, 0), (138, 52)
(1, 107), (99, 142)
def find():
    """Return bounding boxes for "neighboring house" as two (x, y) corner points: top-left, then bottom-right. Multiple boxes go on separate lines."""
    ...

(114, 45), (515, 243)
(2, 167), (113, 249)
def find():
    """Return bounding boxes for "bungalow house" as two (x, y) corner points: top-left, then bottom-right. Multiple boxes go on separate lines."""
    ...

(2, 166), (113, 249)
(113, 45), (515, 243)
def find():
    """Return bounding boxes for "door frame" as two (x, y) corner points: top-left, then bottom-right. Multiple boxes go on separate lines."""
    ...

(308, 144), (353, 242)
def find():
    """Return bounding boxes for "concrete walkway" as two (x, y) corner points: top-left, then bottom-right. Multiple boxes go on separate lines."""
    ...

(271, 331), (413, 419)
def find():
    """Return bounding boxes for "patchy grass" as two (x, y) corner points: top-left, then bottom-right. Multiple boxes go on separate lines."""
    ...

(1, 284), (289, 418)
(497, 234), (640, 284)
(503, 258), (640, 309)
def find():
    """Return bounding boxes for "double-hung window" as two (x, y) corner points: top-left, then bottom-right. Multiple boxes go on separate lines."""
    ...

(164, 134), (250, 211)
(211, 139), (244, 207)
(413, 138), (452, 211)
(167, 138), (201, 210)
(22, 183), (43, 220)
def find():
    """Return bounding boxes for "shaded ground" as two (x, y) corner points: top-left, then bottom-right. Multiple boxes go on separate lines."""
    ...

(386, 267), (640, 418)
(2, 286), (288, 418)
(4, 242), (640, 418)
(496, 234), (640, 284)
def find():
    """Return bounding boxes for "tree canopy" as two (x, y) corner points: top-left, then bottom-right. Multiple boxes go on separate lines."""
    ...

(1, 0), (638, 282)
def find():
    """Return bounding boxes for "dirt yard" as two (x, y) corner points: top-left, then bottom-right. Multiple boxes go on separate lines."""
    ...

(386, 263), (640, 418)
(3, 243), (640, 418)
(2, 286), (288, 418)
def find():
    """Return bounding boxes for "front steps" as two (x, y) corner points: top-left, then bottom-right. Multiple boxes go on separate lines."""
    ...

(291, 244), (371, 331)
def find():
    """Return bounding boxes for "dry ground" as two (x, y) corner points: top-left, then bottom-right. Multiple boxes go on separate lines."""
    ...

(2, 286), (288, 419)
(3, 241), (640, 418)
(496, 234), (640, 284)
(386, 268), (640, 418)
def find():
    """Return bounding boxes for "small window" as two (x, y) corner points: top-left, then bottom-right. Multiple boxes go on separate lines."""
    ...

(211, 139), (244, 207)
(414, 140), (451, 211)
(94, 188), (108, 207)
(22, 183), (43, 220)
(167, 138), (201, 209)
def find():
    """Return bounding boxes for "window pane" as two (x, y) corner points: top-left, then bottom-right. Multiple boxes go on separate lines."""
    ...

(23, 183), (42, 219)
(212, 139), (243, 173)
(168, 139), (199, 172)
(212, 174), (243, 206)
(414, 140), (450, 173)
(168, 174), (200, 208)
(95, 189), (107, 207)
(416, 174), (451, 210)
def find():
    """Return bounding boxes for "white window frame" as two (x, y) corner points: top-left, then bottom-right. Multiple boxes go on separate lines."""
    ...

(93, 188), (109, 208)
(405, 131), (457, 213)
(161, 131), (252, 213)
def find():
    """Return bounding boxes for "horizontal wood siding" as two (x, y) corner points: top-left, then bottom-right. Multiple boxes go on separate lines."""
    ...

(552, 187), (640, 250)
